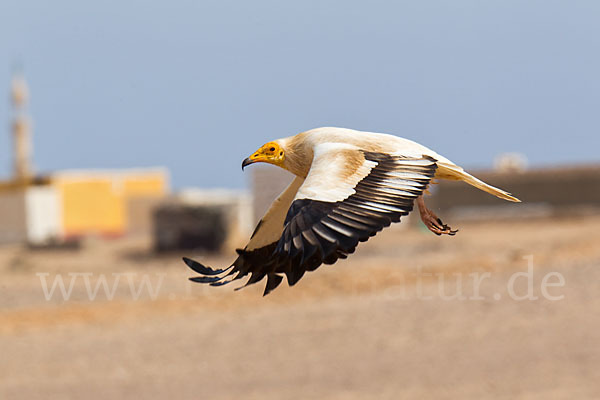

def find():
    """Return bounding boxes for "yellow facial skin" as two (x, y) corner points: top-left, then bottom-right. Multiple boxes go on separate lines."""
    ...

(242, 142), (285, 170)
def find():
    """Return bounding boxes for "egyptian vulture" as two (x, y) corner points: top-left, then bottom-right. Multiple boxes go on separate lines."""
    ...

(184, 127), (519, 295)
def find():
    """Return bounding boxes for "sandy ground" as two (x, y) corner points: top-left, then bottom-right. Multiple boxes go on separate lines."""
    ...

(1, 216), (599, 399)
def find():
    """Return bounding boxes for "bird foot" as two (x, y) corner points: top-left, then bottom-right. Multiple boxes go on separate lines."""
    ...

(417, 196), (458, 236)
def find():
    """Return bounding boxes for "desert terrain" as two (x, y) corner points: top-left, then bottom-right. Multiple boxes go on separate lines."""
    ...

(1, 216), (599, 399)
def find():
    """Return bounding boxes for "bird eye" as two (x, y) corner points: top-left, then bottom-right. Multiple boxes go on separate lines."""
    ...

(279, 151), (283, 156)
(269, 147), (275, 152)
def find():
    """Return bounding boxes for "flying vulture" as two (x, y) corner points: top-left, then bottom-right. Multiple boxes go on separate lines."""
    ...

(184, 127), (519, 295)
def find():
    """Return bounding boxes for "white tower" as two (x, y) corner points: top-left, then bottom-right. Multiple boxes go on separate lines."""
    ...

(11, 72), (33, 182)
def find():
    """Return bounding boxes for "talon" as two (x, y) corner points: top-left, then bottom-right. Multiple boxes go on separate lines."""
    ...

(417, 196), (458, 236)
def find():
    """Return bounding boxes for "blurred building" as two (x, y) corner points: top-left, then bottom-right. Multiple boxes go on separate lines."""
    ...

(52, 168), (168, 238)
(0, 73), (169, 245)
(427, 164), (600, 221)
(0, 169), (168, 244)
(153, 189), (252, 253)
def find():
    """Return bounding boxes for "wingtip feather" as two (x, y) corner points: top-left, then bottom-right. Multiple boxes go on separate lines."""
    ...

(182, 256), (227, 276)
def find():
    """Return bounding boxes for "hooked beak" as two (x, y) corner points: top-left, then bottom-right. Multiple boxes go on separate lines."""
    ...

(241, 157), (254, 170)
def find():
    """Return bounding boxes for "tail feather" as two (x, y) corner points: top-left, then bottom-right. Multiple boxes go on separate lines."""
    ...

(436, 163), (521, 203)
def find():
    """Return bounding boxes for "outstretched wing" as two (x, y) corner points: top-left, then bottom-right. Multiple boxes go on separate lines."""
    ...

(185, 143), (438, 295)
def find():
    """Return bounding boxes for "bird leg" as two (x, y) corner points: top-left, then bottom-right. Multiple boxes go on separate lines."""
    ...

(416, 196), (458, 236)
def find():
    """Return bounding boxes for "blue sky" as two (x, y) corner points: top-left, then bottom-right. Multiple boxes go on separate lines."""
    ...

(1, 0), (598, 188)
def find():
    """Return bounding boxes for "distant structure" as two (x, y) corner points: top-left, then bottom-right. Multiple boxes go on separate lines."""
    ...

(153, 189), (252, 253)
(427, 163), (600, 221)
(51, 168), (169, 238)
(494, 152), (528, 173)
(11, 72), (34, 182)
(0, 72), (169, 245)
